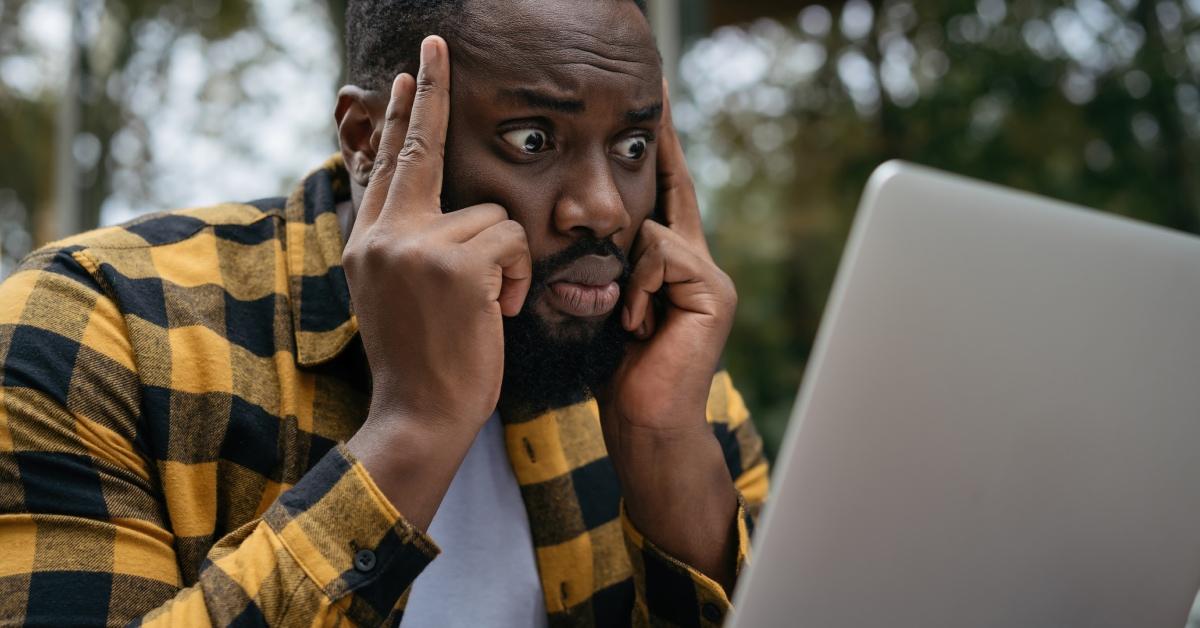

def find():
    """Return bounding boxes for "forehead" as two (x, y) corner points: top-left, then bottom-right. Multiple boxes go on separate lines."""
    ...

(454, 0), (661, 102)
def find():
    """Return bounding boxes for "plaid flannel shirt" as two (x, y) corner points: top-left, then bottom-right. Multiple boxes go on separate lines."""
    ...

(0, 155), (769, 627)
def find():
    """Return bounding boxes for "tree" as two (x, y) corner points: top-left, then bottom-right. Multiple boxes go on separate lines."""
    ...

(0, 0), (347, 275)
(677, 0), (1200, 457)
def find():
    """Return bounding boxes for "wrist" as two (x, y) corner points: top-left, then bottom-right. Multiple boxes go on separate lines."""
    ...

(611, 426), (739, 589)
(367, 386), (491, 435)
(346, 407), (481, 531)
(614, 427), (735, 513)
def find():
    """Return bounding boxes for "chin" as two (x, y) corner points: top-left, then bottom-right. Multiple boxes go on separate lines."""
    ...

(531, 298), (612, 342)
(500, 294), (632, 418)
(543, 315), (609, 343)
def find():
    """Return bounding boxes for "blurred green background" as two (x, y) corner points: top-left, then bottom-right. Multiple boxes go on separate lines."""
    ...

(676, 0), (1200, 460)
(1, 0), (1199, 463)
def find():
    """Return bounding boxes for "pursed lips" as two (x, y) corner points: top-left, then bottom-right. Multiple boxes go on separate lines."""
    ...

(545, 254), (624, 318)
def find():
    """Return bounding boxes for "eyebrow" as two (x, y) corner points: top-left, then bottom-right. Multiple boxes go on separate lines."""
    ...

(501, 88), (586, 114)
(498, 88), (664, 124)
(626, 103), (663, 124)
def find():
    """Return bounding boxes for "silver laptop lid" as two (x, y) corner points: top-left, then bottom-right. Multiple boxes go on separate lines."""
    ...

(729, 162), (1200, 628)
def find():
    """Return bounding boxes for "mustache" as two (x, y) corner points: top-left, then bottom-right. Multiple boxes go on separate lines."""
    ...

(532, 237), (631, 285)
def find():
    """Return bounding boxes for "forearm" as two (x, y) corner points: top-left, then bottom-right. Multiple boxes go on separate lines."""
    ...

(2, 435), (438, 627)
(611, 423), (741, 592)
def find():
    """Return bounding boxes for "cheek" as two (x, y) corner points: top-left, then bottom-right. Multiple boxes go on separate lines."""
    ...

(441, 135), (560, 249)
(488, 175), (559, 249)
(614, 161), (658, 239)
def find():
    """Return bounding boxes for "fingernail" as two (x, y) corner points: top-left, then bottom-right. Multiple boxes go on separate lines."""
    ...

(638, 321), (648, 338)
(421, 36), (439, 65)
(386, 76), (401, 118)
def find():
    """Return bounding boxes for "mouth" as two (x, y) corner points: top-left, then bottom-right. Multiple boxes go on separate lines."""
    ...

(544, 254), (624, 319)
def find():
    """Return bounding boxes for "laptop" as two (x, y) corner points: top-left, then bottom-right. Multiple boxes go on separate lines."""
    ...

(727, 162), (1200, 628)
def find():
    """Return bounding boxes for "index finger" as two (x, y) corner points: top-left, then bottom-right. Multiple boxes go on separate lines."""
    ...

(358, 72), (416, 228)
(390, 35), (451, 210)
(656, 79), (709, 255)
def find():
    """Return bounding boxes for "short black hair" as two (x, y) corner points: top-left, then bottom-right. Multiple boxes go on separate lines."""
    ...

(345, 0), (648, 92)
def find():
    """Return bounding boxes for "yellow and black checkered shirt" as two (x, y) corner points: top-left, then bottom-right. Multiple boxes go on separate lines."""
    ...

(0, 156), (769, 627)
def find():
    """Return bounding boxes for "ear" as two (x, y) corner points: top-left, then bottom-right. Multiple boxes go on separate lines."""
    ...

(335, 85), (391, 188)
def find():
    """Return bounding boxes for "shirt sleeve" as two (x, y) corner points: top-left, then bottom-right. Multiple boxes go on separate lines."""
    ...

(621, 370), (770, 627)
(0, 247), (439, 627)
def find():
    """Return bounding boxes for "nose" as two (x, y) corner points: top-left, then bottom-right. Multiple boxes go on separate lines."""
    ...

(552, 154), (630, 240)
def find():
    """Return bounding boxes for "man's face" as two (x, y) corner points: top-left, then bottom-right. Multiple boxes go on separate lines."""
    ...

(443, 0), (663, 344)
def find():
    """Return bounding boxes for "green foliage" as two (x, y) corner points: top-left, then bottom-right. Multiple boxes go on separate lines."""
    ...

(678, 0), (1200, 458)
(3, 0), (1197, 463)
(0, 0), (260, 260)
(0, 91), (54, 253)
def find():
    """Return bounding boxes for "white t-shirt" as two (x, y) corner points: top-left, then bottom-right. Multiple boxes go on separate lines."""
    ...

(400, 412), (549, 627)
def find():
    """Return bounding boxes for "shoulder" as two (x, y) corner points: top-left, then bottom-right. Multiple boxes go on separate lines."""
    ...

(42, 197), (286, 255)
(16, 198), (288, 292)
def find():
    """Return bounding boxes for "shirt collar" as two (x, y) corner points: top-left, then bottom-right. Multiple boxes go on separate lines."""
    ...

(284, 154), (359, 366)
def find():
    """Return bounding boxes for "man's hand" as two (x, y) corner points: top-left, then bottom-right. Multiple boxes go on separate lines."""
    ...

(343, 36), (531, 530)
(605, 83), (736, 434)
(597, 81), (742, 591)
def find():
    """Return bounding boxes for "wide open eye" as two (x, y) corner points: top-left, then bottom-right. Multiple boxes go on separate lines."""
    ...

(614, 135), (648, 161)
(501, 128), (551, 154)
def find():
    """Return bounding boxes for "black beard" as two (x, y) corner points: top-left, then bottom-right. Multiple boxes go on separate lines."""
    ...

(499, 237), (633, 420)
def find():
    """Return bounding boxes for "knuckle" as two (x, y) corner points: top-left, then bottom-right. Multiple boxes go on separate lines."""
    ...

(481, 203), (508, 222)
(499, 219), (526, 240)
(648, 236), (668, 257)
(719, 270), (737, 300)
(345, 232), (400, 272)
(723, 286), (739, 314)
(365, 236), (399, 264)
(341, 244), (363, 272)
(390, 238), (455, 277)
(390, 238), (426, 266)
(470, 203), (507, 224)
(707, 266), (738, 306)
(399, 133), (441, 161)
(424, 251), (459, 281)
(370, 151), (396, 180)
(414, 75), (444, 98)
(398, 136), (427, 160)
(384, 100), (404, 123)
(642, 219), (668, 239)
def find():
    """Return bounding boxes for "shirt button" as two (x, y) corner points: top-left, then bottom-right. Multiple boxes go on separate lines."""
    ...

(701, 602), (723, 622)
(354, 549), (377, 572)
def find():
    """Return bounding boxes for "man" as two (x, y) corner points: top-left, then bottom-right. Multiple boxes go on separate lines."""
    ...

(0, 0), (767, 625)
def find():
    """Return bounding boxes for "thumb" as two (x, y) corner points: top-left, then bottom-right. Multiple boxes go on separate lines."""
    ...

(498, 248), (532, 318)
